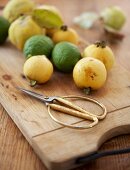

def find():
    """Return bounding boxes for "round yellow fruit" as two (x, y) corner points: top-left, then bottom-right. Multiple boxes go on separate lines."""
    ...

(9, 15), (43, 50)
(52, 25), (79, 45)
(3, 0), (35, 23)
(23, 55), (53, 85)
(82, 41), (115, 71)
(73, 57), (107, 90)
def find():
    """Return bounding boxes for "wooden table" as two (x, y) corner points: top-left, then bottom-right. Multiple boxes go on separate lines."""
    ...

(0, 0), (130, 170)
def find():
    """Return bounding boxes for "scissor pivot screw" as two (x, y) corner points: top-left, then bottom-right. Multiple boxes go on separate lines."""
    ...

(44, 97), (49, 99)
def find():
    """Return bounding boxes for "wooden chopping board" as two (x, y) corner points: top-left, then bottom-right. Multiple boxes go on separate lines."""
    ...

(0, 39), (130, 170)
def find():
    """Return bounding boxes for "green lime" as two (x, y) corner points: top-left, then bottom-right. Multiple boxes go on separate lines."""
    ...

(0, 16), (10, 44)
(23, 35), (54, 59)
(51, 42), (81, 72)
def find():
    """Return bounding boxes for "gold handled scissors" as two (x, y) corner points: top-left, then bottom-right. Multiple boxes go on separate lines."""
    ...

(17, 87), (107, 129)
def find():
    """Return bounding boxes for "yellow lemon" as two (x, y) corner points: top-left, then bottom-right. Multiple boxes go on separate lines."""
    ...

(82, 41), (115, 71)
(52, 25), (79, 45)
(3, 0), (35, 23)
(9, 15), (43, 50)
(23, 55), (53, 86)
(73, 57), (107, 90)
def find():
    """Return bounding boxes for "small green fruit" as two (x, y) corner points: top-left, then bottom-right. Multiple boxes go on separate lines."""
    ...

(23, 35), (54, 59)
(101, 6), (126, 30)
(32, 5), (64, 28)
(52, 42), (81, 73)
(0, 16), (10, 44)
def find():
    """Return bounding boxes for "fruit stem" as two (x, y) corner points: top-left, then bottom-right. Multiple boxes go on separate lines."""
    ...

(30, 80), (37, 87)
(83, 87), (91, 95)
(95, 41), (106, 48)
(60, 25), (68, 31)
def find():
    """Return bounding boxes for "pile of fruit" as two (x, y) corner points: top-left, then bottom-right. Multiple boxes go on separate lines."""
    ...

(0, 0), (116, 93)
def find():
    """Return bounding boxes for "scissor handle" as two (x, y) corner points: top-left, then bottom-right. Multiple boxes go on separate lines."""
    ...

(47, 104), (98, 129)
(56, 96), (107, 120)
(46, 95), (107, 129)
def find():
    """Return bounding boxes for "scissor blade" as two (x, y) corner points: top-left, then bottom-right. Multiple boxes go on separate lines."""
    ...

(16, 87), (47, 102)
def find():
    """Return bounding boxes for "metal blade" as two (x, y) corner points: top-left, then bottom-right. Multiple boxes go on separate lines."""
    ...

(16, 87), (48, 103)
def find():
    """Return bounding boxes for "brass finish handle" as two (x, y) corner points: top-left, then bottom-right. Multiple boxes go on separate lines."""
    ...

(55, 97), (94, 119)
(48, 103), (94, 120)
(61, 96), (107, 120)
(47, 104), (98, 129)
(46, 95), (107, 129)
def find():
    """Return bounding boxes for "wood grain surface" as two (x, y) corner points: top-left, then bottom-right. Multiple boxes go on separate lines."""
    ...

(0, 0), (130, 170)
